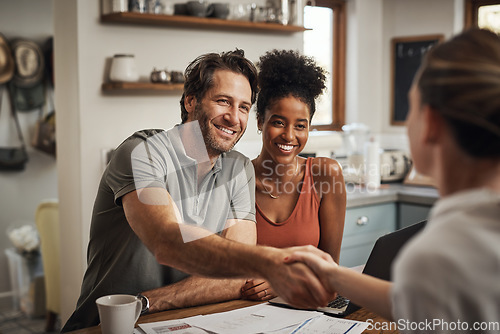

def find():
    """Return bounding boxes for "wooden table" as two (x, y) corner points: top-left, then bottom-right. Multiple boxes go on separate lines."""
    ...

(68, 299), (398, 334)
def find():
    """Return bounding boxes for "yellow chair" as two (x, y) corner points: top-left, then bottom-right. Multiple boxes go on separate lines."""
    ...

(35, 200), (60, 332)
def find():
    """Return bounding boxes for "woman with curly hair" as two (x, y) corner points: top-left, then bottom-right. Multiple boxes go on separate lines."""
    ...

(241, 50), (346, 301)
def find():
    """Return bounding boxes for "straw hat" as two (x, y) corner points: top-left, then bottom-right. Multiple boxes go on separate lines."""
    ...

(11, 39), (44, 88)
(0, 33), (15, 84)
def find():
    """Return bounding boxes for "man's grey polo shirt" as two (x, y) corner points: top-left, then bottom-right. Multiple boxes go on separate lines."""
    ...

(113, 123), (256, 234)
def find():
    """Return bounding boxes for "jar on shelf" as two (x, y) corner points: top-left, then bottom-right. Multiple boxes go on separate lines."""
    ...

(102, 0), (129, 14)
(109, 54), (139, 82)
(130, 0), (146, 13)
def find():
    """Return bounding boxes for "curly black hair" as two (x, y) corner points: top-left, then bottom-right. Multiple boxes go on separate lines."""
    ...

(256, 49), (327, 125)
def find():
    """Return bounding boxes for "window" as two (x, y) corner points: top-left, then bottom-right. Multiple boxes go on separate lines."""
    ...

(465, 0), (500, 33)
(303, 0), (346, 131)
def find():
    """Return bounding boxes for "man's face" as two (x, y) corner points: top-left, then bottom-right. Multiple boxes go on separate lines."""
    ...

(187, 70), (252, 158)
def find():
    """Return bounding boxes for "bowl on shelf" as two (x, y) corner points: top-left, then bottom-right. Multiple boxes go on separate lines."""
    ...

(174, 3), (188, 15)
(207, 3), (230, 19)
(170, 71), (185, 83)
(150, 68), (171, 83)
(186, 1), (213, 17)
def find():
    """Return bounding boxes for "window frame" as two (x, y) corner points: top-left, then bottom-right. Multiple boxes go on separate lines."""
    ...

(306, 0), (346, 131)
(465, 0), (500, 27)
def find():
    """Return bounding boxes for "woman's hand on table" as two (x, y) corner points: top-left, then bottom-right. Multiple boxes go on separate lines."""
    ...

(241, 279), (276, 301)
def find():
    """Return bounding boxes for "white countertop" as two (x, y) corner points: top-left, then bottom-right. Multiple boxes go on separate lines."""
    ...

(346, 183), (439, 208)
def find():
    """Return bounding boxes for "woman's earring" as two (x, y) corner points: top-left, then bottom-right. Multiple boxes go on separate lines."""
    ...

(257, 128), (262, 135)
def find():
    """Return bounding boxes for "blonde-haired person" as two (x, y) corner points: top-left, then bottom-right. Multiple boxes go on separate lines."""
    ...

(287, 28), (500, 332)
(241, 50), (346, 301)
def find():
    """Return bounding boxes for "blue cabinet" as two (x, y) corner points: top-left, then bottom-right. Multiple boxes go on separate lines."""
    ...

(339, 203), (396, 267)
(398, 203), (431, 229)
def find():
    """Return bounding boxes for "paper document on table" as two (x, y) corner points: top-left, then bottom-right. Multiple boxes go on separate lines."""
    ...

(290, 316), (368, 334)
(139, 316), (212, 334)
(263, 323), (304, 334)
(185, 303), (320, 334)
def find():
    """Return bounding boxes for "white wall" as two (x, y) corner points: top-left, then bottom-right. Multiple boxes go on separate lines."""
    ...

(345, 0), (384, 129)
(346, 0), (463, 151)
(380, 0), (459, 139)
(0, 0), (57, 308)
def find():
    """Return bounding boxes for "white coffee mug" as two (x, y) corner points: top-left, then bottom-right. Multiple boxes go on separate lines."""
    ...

(96, 294), (142, 334)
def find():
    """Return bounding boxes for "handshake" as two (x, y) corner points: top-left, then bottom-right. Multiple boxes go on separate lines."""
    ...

(243, 245), (339, 310)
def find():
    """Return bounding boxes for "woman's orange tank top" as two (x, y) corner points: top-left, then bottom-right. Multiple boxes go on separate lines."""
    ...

(256, 157), (320, 248)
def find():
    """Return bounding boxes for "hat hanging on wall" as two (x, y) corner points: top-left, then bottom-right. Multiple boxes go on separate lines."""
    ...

(11, 39), (45, 88)
(8, 39), (46, 111)
(0, 33), (15, 84)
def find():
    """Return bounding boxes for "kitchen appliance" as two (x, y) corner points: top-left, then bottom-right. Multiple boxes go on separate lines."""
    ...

(339, 148), (412, 184)
(380, 149), (412, 182)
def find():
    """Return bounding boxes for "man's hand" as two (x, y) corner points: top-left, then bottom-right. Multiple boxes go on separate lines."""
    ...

(284, 248), (338, 297)
(261, 246), (336, 310)
(285, 248), (394, 321)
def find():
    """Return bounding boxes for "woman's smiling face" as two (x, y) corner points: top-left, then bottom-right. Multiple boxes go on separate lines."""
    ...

(259, 95), (310, 165)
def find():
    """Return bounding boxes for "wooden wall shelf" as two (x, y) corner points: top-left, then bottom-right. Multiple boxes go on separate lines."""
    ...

(102, 82), (183, 92)
(101, 12), (307, 95)
(101, 12), (307, 33)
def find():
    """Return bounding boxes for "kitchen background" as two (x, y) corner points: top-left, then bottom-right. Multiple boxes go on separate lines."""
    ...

(0, 0), (463, 324)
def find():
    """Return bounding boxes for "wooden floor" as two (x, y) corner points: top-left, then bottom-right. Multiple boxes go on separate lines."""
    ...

(0, 306), (60, 334)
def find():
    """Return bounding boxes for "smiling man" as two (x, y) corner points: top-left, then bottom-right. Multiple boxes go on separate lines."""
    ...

(62, 50), (333, 332)
(187, 70), (250, 157)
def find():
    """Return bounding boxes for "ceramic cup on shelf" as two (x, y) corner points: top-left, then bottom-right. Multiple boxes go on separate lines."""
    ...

(109, 54), (139, 82)
(186, 0), (214, 17)
(161, 0), (174, 15)
(130, 0), (147, 12)
(170, 71), (185, 83)
(146, 0), (162, 13)
(102, 0), (129, 14)
(150, 68), (171, 83)
(208, 3), (230, 19)
(253, 6), (269, 22)
(96, 294), (142, 334)
(228, 3), (251, 21)
(173, 3), (188, 15)
(289, 0), (305, 26)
